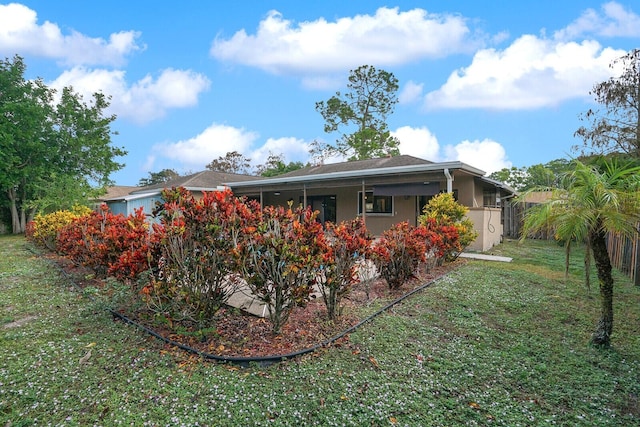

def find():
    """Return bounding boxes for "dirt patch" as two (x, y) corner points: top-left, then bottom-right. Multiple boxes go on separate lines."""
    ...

(3, 315), (38, 329)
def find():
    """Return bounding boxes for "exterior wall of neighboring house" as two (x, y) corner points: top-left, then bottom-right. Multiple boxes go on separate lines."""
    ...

(107, 200), (128, 216)
(105, 193), (161, 218)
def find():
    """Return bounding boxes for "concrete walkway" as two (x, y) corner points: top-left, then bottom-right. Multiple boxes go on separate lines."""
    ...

(459, 253), (513, 262)
(227, 255), (512, 318)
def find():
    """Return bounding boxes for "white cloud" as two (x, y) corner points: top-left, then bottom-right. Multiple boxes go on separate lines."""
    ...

(554, 1), (640, 40)
(424, 36), (625, 110)
(393, 126), (440, 161)
(398, 81), (424, 104)
(249, 137), (311, 166)
(142, 155), (156, 173)
(210, 7), (477, 76)
(152, 123), (260, 171)
(0, 3), (143, 66)
(443, 139), (511, 174)
(49, 67), (210, 124)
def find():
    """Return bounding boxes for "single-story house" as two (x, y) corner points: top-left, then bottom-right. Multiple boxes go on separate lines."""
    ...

(226, 155), (516, 251)
(104, 156), (516, 251)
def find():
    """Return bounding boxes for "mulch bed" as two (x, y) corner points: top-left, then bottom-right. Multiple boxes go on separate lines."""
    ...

(41, 250), (462, 358)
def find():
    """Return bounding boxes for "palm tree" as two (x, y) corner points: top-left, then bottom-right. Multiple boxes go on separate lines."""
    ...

(521, 159), (640, 347)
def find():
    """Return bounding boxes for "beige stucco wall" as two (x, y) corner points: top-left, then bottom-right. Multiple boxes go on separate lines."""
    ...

(361, 195), (418, 236)
(258, 187), (420, 236)
(238, 176), (505, 251)
(453, 174), (475, 207)
(466, 207), (503, 252)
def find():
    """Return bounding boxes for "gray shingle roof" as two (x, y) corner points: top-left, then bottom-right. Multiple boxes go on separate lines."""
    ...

(133, 170), (261, 194)
(277, 155), (433, 178)
(96, 185), (139, 201)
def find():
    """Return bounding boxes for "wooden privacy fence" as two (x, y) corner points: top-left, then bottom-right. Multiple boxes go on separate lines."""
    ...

(606, 227), (640, 286)
(504, 202), (639, 286)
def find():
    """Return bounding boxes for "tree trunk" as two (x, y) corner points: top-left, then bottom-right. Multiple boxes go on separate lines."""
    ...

(590, 229), (614, 347)
(7, 188), (23, 234)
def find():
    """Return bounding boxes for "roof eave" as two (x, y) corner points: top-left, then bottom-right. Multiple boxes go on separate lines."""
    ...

(225, 161), (485, 188)
(103, 190), (162, 202)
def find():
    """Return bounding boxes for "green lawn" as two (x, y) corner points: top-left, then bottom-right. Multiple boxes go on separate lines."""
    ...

(1, 235), (639, 426)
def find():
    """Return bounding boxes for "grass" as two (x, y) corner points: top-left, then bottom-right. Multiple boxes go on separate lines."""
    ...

(1, 235), (639, 426)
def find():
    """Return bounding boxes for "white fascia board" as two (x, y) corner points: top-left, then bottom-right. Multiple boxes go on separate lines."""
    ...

(224, 161), (485, 188)
(103, 191), (162, 202)
(183, 186), (229, 192)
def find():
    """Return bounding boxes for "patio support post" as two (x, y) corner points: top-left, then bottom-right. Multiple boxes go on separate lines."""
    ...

(303, 184), (307, 208)
(361, 179), (366, 225)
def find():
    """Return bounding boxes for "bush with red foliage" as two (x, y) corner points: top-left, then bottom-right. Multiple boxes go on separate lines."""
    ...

(147, 187), (260, 321)
(56, 204), (161, 282)
(372, 221), (447, 289)
(235, 204), (328, 334)
(321, 218), (373, 319)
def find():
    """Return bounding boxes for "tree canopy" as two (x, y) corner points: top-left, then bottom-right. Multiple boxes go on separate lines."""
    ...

(315, 65), (400, 161)
(488, 158), (573, 192)
(255, 153), (305, 177)
(138, 169), (180, 187)
(0, 55), (125, 233)
(574, 49), (640, 159)
(206, 151), (251, 174)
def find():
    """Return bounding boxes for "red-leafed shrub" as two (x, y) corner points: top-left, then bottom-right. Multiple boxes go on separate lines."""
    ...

(56, 204), (160, 282)
(372, 221), (430, 289)
(321, 218), (372, 319)
(235, 204), (328, 334)
(147, 187), (259, 321)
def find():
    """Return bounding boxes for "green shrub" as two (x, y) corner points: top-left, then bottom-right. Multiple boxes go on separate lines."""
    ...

(418, 192), (477, 261)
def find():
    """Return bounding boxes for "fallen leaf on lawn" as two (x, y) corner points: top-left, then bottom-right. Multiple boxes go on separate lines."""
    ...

(217, 344), (225, 352)
(320, 397), (325, 407)
(85, 342), (96, 348)
(266, 411), (278, 419)
(368, 356), (380, 369)
(468, 401), (481, 409)
(79, 350), (92, 365)
(340, 395), (348, 400)
(389, 416), (398, 424)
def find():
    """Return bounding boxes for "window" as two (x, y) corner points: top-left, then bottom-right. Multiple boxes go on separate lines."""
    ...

(358, 191), (392, 215)
(483, 189), (498, 207)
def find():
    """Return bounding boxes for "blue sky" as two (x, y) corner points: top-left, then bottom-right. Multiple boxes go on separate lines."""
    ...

(1, 1), (638, 185)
